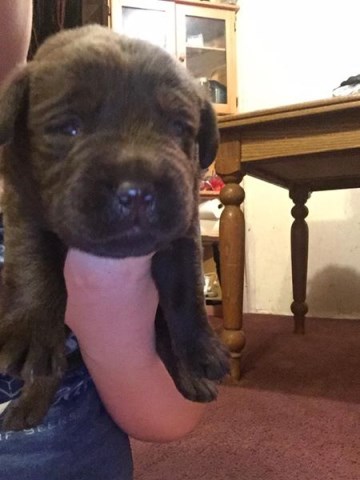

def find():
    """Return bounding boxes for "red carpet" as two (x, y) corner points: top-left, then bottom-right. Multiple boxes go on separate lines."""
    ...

(131, 314), (360, 479)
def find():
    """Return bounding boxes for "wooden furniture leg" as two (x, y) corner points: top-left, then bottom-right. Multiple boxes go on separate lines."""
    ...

(289, 186), (311, 334)
(219, 171), (246, 380)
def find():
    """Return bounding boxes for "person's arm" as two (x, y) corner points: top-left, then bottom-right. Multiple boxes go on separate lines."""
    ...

(64, 249), (206, 442)
(0, 0), (33, 85)
(0, 1), (33, 206)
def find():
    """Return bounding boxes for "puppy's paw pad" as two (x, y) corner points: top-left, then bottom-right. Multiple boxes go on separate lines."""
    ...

(2, 377), (61, 431)
(2, 403), (32, 431)
(2, 403), (48, 431)
(184, 330), (230, 381)
(0, 326), (66, 380)
(175, 373), (218, 403)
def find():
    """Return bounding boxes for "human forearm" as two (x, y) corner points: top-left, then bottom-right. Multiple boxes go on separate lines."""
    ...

(64, 250), (205, 442)
(80, 340), (205, 442)
(0, 1), (33, 207)
(0, 0), (33, 85)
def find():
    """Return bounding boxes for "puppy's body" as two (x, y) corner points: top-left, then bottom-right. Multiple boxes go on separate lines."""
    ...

(0, 25), (229, 430)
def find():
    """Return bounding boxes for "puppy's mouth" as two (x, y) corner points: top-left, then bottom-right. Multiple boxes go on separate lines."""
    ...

(58, 202), (176, 259)
(124, 225), (144, 236)
(113, 223), (156, 245)
(62, 222), (160, 258)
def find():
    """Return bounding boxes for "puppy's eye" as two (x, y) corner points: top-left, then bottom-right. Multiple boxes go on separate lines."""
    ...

(170, 120), (193, 137)
(58, 122), (81, 136)
(46, 118), (82, 137)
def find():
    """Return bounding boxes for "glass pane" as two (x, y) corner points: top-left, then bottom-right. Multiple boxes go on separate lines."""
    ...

(185, 16), (227, 104)
(122, 7), (168, 50)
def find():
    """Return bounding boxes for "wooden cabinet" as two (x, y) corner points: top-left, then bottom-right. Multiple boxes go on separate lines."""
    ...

(110, 0), (238, 114)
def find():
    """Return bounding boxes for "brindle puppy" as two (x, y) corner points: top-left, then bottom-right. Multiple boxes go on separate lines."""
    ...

(0, 25), (229, 431)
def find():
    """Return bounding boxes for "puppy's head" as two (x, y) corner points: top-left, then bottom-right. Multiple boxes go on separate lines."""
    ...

(0, 25), (219, 257)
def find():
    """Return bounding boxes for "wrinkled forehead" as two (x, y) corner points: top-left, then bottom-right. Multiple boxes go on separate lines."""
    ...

(28, 36), (201, 120)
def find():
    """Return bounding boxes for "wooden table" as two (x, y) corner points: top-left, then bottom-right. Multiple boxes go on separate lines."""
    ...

(215, 96), (360, 380)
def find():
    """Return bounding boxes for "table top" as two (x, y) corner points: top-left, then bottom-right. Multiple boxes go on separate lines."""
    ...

(216, 95), (360, 191)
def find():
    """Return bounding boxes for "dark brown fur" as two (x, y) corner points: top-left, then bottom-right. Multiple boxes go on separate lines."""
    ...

(0, 25), (229, 430)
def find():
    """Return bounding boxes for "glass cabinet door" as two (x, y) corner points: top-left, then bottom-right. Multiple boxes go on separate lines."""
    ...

(186, 16), (227, 103)
(110, 0), (175, 54)
(176, 5), (237, 114)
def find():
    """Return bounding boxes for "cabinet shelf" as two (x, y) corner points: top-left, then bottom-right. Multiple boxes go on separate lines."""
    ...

(186, 45), (226, 52)
(200, 191), (220, 198)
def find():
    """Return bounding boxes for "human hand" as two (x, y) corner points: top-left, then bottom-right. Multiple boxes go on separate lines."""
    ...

(64, 249), (159, 363)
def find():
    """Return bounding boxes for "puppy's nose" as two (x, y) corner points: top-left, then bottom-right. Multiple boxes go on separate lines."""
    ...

(116, 182), (155, 214)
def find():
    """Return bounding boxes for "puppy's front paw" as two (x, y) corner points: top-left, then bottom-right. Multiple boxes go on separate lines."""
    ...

(174, 366), (219, 403)
(181, 327), (230, 382)
(0, 329), (66, 380)
(2, 376), (61, 431)
(0, 324), (67, 430)
(168, 327), (230, 403)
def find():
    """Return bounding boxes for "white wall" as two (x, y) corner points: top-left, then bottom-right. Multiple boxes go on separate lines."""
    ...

(237, 0), (360, 318)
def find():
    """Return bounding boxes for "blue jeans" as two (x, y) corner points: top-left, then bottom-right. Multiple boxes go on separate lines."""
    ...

(0, 366), (133, 480)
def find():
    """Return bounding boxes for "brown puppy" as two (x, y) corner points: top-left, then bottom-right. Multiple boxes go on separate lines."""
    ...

(0, 25), (229, 431)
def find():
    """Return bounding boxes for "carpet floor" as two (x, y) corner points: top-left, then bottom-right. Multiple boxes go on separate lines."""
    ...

(131, 314), (360, 480)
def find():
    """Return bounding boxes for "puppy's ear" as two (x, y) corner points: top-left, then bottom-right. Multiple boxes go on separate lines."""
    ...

(197, 99), (219, 169)
(0, 66), (29, 145)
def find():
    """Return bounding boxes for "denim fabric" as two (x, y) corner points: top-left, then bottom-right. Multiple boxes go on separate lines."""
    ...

(0, 366), (133, 480)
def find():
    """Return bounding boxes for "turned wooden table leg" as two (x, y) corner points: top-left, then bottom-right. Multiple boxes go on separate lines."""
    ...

(219, 172), (246, 380)
(289, 187), (311, 334)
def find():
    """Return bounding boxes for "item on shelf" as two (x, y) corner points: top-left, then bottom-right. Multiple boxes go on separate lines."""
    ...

(187, 34), (204, 47)
(200, 173), (224, 192)
(197, 77), (227, 104)
(208, 0), (237, 3)
(204, 272), (221, 299)
(217, 0), (238, 4)
(209, 79), (227, 103)
(199, 198), (222, 238)
(333, 73), (360, 97)
(199, 198), (223, 220)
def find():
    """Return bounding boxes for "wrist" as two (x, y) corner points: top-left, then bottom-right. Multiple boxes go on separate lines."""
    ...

(64, 249), (155, 291)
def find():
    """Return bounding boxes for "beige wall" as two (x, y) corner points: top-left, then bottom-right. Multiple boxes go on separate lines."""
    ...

(237, 0), (360, 318)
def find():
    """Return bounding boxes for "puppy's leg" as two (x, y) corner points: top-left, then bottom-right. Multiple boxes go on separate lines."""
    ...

(0, 208), (67, 430)
(152, 237), (229, 402)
